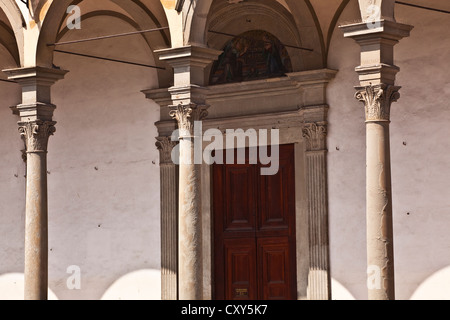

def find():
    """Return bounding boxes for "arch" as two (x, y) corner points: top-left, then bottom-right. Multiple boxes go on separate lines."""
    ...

(206, 1), (303, 72)
(186, 0), (325, 70)
(184, 0), (213, 47)
(55, 10), (149, 45)
(36, 0), (170, 68)
(0, 20), (20, 66)
(0, 0), (24, 66)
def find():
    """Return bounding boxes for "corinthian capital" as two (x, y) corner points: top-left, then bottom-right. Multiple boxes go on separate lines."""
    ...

(169, 103), (208, 138)
(302, 122), (327, 152)
(355, 84), (401, 122)
(18, 121), (56, 153)
(156, 136), (178, 165)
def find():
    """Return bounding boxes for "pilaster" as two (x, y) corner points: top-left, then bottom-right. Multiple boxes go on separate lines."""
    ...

(302, 119), (330, 300)
(156, 136), (179, 300)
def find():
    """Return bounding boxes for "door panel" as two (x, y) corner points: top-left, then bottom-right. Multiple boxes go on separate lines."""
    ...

(224, 238), (258, 300)
(258, 237), (295, 300)
(258, 148), (294, 233)
(224, 164), (257, 232)
(214, 144), (296, 300)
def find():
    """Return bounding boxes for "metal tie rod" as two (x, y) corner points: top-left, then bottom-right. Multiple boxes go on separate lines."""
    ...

(0, 78), (16, 83)
(54, 49), (166, 70)
(395, 1), (450, 14)
(48, 26), (169, 47)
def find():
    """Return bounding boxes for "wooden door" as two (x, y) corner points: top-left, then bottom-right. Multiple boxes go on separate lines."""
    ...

(213, 144), (296, 300)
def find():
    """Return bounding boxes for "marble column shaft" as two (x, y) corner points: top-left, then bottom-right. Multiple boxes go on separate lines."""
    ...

(20, 121), (56, 300)
(355, 84), (400, 300)
(169, 104), (208, 300)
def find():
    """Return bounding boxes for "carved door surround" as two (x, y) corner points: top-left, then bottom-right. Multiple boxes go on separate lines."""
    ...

(145, 68), (337, 300)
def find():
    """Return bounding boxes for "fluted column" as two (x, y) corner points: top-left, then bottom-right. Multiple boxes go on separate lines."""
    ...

(156, 136), (178, 300)
(302, 121), (331, 300)
(169, 103), (208, 300)
(4, 66), (67, 300)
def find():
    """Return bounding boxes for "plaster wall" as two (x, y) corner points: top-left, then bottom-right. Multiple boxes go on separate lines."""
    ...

(327, 0), (450, 300)
(0, 15), (162, 300)
(0, 45), (25, 297)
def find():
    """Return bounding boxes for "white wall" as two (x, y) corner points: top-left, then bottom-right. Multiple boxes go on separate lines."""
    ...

(327, 0), (450, 300)
(0, 45), (25, 298)
(49, 15), (162, 300)
(0, 15), (163, 300)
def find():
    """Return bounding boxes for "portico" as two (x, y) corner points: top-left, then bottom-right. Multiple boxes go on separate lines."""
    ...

(4, 0), (450, 301)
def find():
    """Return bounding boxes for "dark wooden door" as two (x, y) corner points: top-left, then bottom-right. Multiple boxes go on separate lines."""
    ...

(213, 144), (296, 300)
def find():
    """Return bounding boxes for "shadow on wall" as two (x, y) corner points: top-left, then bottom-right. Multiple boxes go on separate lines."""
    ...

(0, 273), (59, 300)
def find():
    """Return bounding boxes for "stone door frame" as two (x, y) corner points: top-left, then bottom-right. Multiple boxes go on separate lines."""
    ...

(145, 68), (337, 300)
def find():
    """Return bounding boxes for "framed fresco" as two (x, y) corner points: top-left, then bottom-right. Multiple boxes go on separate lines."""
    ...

(210, 30), (293, 85)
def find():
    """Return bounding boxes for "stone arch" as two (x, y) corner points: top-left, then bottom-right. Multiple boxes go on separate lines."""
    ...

(183, 0), (213, 47)
(36, 0), (170, 70)
(185, 0), (326, 71)
(0, 0), (25, 66)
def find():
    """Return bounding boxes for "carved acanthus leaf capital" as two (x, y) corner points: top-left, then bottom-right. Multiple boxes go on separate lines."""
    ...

(355, 84), (401, 122)
(302, 122), (327, 151)
(156, 136), (178, 165)
(18, 120), (56, 153)
(169, 103), (208, 137)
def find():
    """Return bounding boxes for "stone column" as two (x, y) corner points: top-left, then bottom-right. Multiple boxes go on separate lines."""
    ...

(169, 104), (208, 300)
(156, 136), (178, 300)
(4, 66), (67, 300)
(155, 46), (221, 300)
(341, 20), (412, 300)
(355, 84), (400, 300)
(302, 120), (331, 300)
